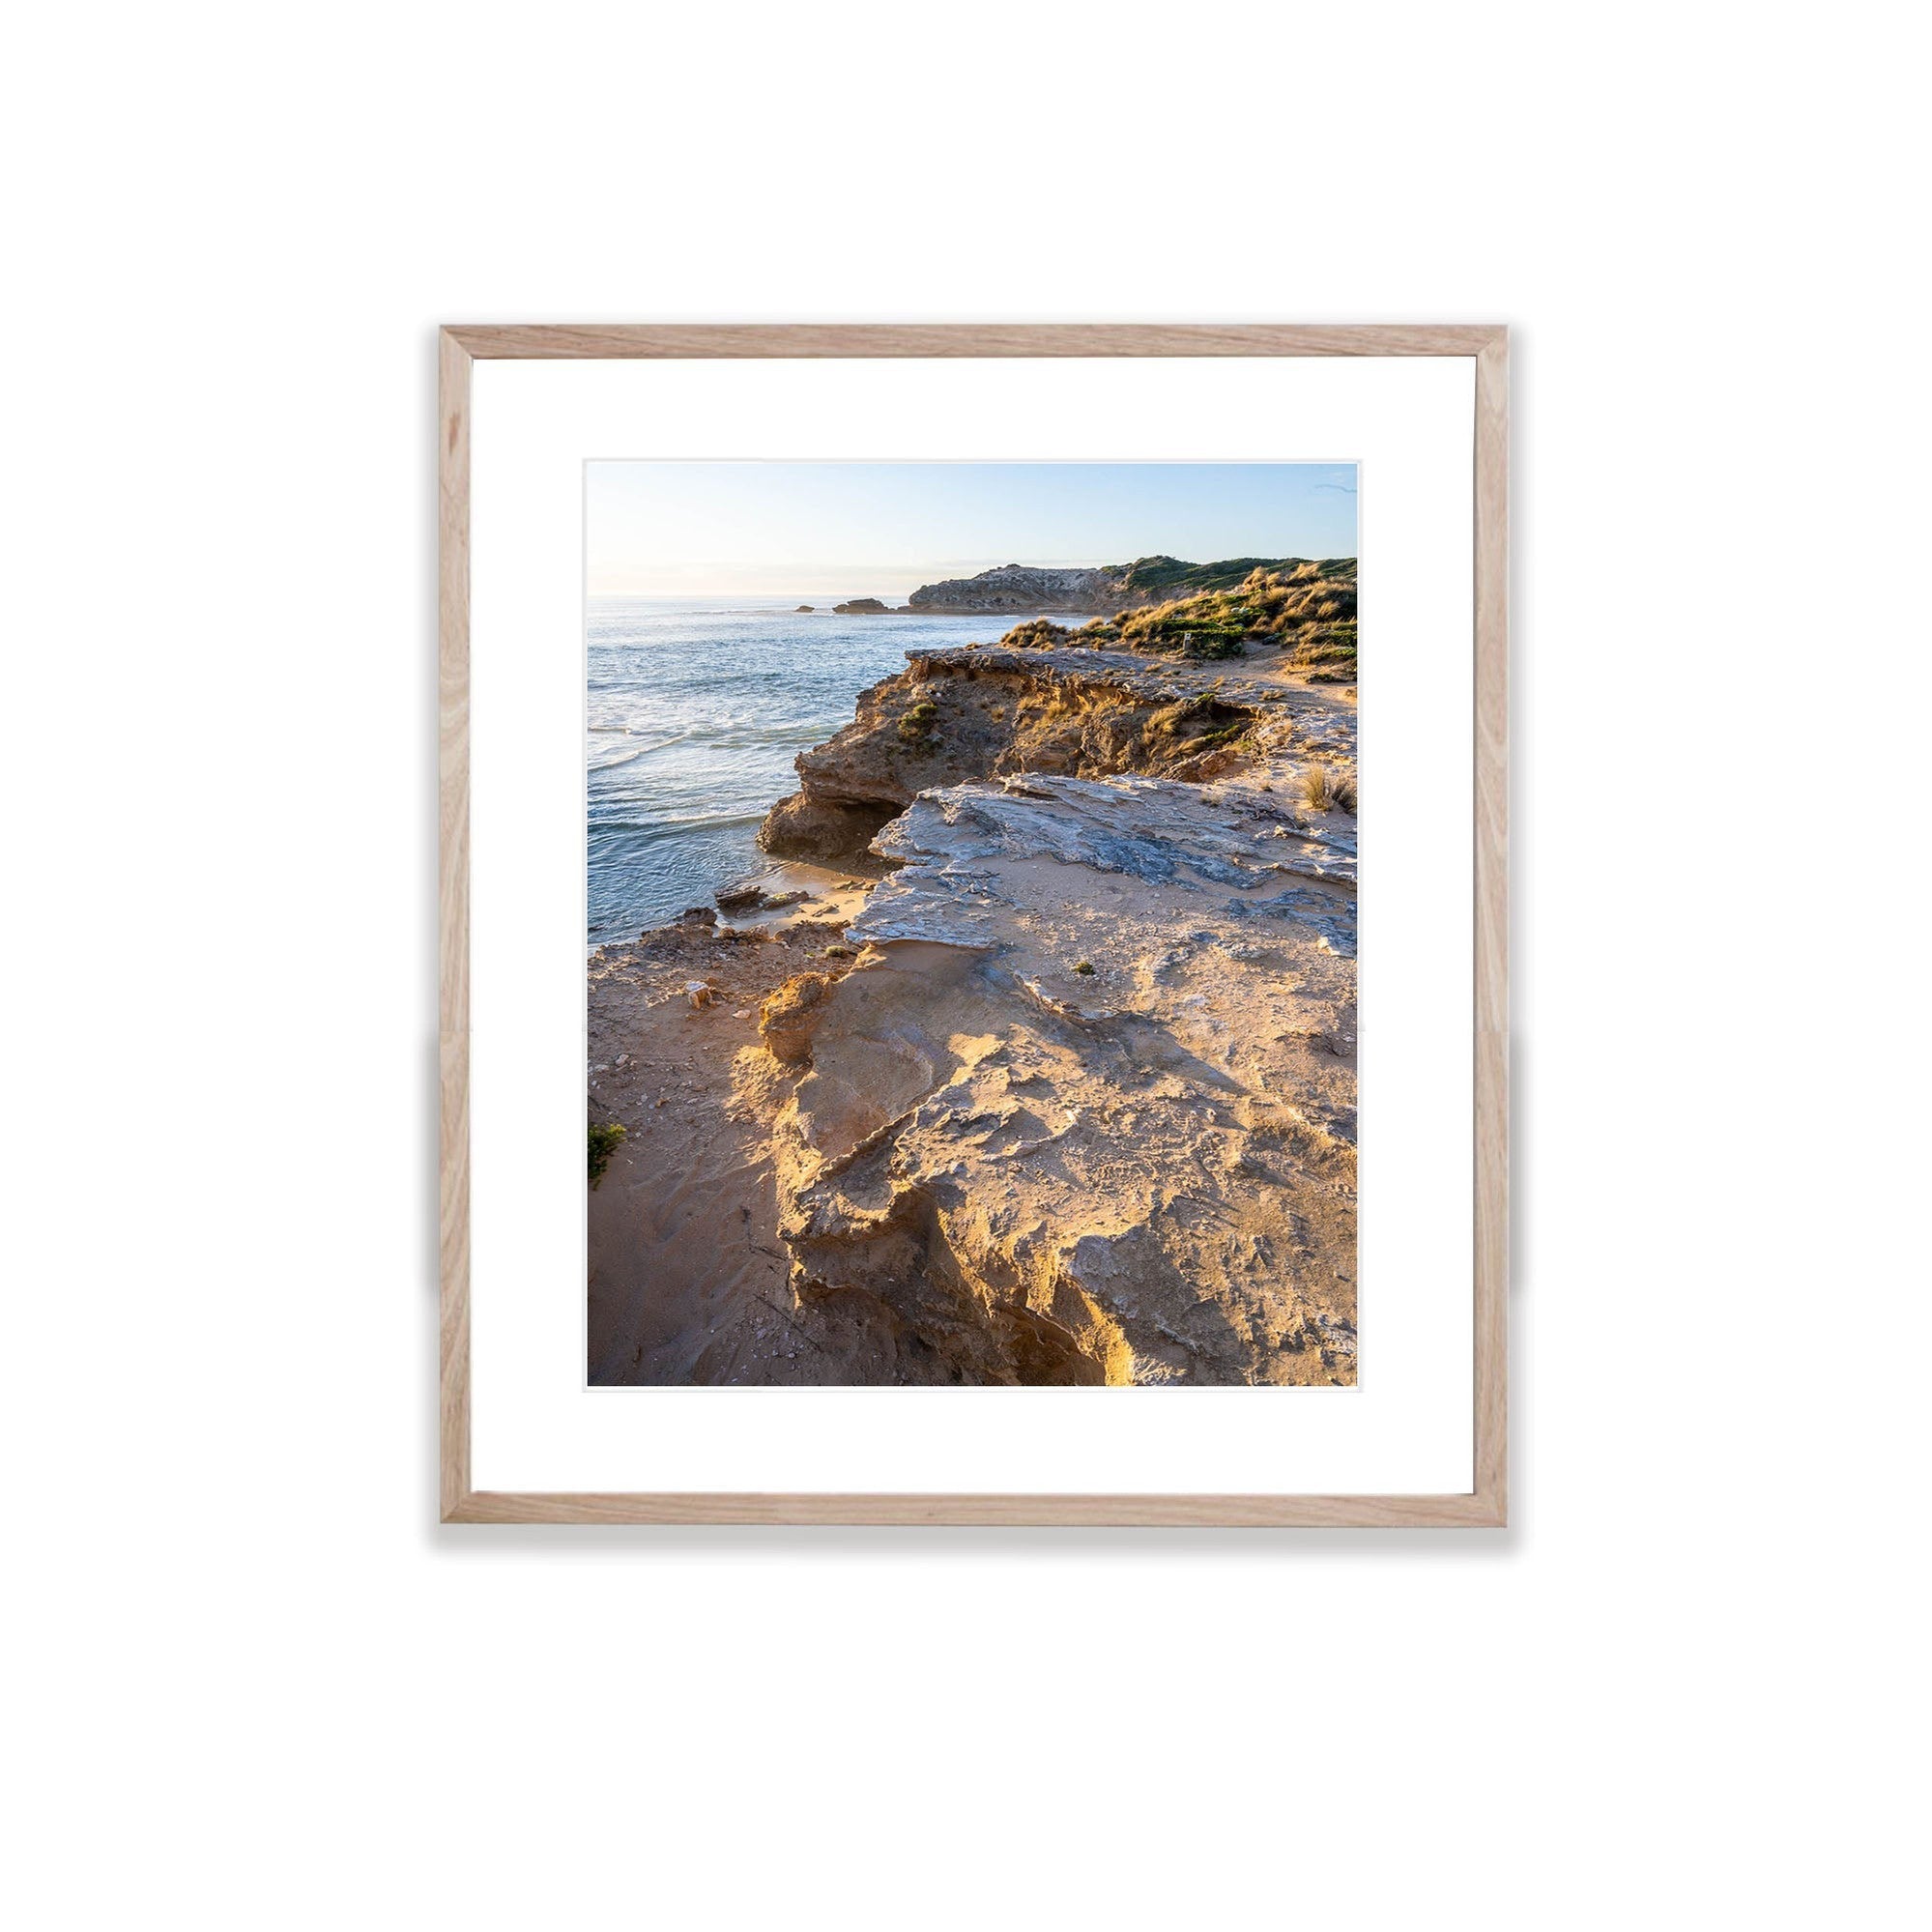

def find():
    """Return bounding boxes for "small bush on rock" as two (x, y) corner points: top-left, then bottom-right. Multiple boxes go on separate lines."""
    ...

(896, 700), (940, 748)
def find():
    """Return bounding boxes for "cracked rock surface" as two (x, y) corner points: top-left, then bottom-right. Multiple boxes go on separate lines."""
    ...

(760, 762), (1358, 1384)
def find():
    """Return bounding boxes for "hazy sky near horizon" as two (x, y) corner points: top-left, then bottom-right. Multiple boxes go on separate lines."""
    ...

(587, 461), (1358, 597)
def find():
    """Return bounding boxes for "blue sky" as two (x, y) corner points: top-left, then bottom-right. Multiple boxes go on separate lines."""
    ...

(586, 462), (1358, 597)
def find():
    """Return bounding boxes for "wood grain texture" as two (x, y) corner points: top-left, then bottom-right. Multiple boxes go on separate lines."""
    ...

(439, 331), (472, 1519)
(1473, 331), (1510, 1526)
(447, 1491), (1504, 1527)
(447, 323), (1503, 361)
(437, 323), (1509, 1527)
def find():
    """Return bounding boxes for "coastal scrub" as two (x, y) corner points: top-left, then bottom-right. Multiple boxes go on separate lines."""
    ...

(588, 1120), (625, 1186)
(1008, 561), (1357, 671)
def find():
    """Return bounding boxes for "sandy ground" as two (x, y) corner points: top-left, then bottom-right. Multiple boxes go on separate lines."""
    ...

(587, 878), (955, 1385)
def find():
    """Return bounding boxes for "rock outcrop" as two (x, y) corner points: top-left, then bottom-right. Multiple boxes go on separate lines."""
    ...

(752, 763), (1359, 1385)
(757, 642), (1351, 859)
(833, 596), (891, 615)
(907, 563), (1122, 613)
(735, 614), (1363, 1385)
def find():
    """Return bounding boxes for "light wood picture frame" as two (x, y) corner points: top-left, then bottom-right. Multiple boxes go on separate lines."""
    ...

(439, 324), (1508, 1526)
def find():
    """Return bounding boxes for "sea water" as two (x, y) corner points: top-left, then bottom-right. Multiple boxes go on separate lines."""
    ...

(586, 595), (1030, 944)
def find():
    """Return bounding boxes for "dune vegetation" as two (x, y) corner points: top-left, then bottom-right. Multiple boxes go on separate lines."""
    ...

(997, 560), (1357, 673)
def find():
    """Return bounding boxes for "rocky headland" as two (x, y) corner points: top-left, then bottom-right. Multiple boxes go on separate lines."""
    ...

(907, 562), (1121, 613)
(907, 553), (1352, 617)
(589, 560), (1359, 1386)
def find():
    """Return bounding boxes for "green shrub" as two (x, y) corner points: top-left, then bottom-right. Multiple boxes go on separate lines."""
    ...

(1298, 636), (1358, 666)
(1109, 564), (1351, 661)
(1110, 555), (1312, 599)
(1178, 631), (1247, 660)
(589, 1120), (625, 1187)
(896, 700), (940, 747)
(985, 559), (1359, 668)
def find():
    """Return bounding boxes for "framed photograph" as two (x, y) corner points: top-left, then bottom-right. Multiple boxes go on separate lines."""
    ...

(440, 325), (1506, 1525)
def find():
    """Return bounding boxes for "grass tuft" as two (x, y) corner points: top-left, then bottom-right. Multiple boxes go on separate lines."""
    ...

(1301, 764), (1357, 813)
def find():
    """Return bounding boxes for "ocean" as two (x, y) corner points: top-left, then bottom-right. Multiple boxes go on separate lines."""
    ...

(586, 594), (1029, 944)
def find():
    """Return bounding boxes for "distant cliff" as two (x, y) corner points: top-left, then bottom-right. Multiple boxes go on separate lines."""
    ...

(907, 563), (1118, 613)
(907, 555), (1339, 614)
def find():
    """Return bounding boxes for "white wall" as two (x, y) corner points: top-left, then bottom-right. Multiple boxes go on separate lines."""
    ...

(6, 5), (1923, 1927)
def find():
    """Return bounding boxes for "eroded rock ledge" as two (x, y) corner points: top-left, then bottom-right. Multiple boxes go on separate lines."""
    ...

(736, 636), (1359, 1386)
(758, 643), (1351, 860)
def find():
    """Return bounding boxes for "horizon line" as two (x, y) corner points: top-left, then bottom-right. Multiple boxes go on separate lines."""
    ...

(588, 549), (1359, 595)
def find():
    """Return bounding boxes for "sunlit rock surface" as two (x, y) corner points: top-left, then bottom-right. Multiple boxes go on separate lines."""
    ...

(758, 641), (1353, 859)
(758, 762), (1359, 1385)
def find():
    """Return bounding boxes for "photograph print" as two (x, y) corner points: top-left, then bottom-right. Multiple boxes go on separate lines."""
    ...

(587, 462), (1359, 1387)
